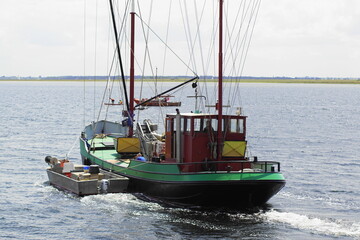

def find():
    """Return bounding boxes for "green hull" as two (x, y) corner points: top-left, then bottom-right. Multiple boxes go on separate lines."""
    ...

(80, 137), (285, 208)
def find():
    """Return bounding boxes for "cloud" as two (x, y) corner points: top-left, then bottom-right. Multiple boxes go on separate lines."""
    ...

(244, 0), (360, 77)
(1, 0), (360, 78)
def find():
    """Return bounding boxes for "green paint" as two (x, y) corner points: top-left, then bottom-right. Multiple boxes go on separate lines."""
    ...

(80, 139), (285, 183)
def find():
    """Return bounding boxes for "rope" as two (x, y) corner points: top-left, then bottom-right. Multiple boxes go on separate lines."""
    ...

(65, 136), (80, 160)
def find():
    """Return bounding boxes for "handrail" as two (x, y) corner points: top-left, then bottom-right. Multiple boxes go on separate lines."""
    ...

(175, 160), (281, 173)
(147, 159), (281, 173)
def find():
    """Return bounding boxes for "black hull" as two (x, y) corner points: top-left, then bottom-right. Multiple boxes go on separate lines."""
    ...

(127, 177), (285, 209)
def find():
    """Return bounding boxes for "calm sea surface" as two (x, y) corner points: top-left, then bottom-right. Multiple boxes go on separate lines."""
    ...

(1, 81), (360, 240)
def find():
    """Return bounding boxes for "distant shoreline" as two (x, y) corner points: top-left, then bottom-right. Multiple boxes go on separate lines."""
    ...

(1, 78), (360, 84)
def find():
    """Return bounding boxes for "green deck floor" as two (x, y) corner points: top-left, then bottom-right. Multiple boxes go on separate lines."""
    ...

(89, 137), (123, 163)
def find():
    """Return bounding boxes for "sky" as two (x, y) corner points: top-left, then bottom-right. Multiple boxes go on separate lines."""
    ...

(1, 0), (360, 78)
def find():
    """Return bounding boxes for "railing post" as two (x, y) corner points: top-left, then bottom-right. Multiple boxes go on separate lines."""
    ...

(265, 162), (267, 173)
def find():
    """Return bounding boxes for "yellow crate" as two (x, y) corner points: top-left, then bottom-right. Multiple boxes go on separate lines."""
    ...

(115, 137), (140, 153)
(222, 141), (247, 157)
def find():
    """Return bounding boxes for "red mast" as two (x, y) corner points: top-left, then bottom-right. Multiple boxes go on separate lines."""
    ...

(129, 1), (135, 137)
(217, 0), (223, 161)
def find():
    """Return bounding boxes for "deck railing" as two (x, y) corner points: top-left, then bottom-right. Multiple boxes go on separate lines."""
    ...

(163, 160), (281, 174)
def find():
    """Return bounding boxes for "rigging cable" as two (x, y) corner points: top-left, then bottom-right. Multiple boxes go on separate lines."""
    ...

(135, 0), (198, 127)
(135, 0), (157, 125)
(92, 0), (130, 129)
(179, 0), (196, 74)
(108, 0), (130, 120)
(158, 0), (174, 127)
(109, 0), (130, 115)
(112, 0), (129, 115)
(195, 1), (214, 114)
(93, 0), (99, 121)
(205, 1), (219, 114)
(162, 0), (173, 76)
(200, 1), (217, 114)
(83, 0), (87, 128)
(229, 0), (261, 111)
(223, 0), (249, 115)
(136, 14), (197, 77)
(179, 0), (214, 114)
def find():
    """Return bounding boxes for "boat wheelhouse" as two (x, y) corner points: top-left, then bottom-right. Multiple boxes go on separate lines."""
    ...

(163, 113), (248, 172)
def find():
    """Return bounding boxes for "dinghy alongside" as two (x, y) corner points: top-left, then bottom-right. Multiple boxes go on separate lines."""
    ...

(45, 156), (128, 196)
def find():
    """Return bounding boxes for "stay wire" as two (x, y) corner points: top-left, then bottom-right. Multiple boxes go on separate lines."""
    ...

(136, 0), (169, 127)
(92, 0), (130, 132)
(162, 0), (173, 76)
(135, 0), (158, 123)
(191, 1), (209, 113)
(230, 0), (261, 110)
(135, 11), (198, 77)
(104, 1), (130, 115)
(83, 0), (87, 128)
(224, 0), (249, 114)
(93, 0), (99, 121)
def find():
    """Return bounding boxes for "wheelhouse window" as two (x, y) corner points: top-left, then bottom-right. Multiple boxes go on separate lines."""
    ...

(229, 118), (244, 133)
(185, 118), (191, 132)
(211, 119), (218, 131)
(194, 118), (201, 132)
(166, 119), (172, 132)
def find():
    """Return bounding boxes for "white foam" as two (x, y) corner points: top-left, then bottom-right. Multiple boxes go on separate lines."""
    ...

(80, 193), (165, 215)
(279, 191), (360, 211)
(81, 193), (139, 207)
(263, 210), (360, 238)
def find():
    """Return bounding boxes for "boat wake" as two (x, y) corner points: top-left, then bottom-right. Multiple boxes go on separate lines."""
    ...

(81, 193), (140, 207)
(263, 210), (360, 238)
(280, 191), (360, 211)
(68, 190), (360, 238)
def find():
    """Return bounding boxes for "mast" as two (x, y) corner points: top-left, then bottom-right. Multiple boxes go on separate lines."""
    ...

(129, 0), (135, 137)
(217, 0), (223, 161)
(109, 0), (130, 117)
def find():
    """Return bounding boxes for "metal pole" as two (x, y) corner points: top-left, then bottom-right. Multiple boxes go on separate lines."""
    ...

(108, 0), (130, 115)
(217, 0), (223, 161)
(129, 0), (135, 137)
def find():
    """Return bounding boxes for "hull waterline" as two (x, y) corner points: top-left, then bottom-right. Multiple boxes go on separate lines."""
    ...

(127, 177), (285, 208)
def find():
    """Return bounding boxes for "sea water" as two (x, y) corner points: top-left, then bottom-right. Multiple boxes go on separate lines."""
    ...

(0, 81), (359, 239)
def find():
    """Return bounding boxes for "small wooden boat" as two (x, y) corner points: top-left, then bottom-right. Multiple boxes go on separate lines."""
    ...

(134, 97), (181, 107)
(104, 103), (124, 106)
(45, 156), (128, 196)
(105, 99), (123, 106)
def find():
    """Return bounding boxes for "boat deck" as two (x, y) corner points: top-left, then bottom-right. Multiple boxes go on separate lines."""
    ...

(89, 136), (130, 166)
(86, 136), (283, 175)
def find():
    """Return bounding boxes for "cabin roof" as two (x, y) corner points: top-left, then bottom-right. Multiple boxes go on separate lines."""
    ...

(166, 113), (247, 118)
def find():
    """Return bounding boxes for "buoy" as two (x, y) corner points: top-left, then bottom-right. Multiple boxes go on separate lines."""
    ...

(100, 179), (109, 193)
(45, 156), (52, 164)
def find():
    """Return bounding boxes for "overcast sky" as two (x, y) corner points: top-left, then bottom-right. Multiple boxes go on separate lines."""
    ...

(1, 0), (360, 78)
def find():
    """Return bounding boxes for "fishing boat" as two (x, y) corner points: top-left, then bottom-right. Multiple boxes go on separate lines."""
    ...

(79, 0), (285, 208)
